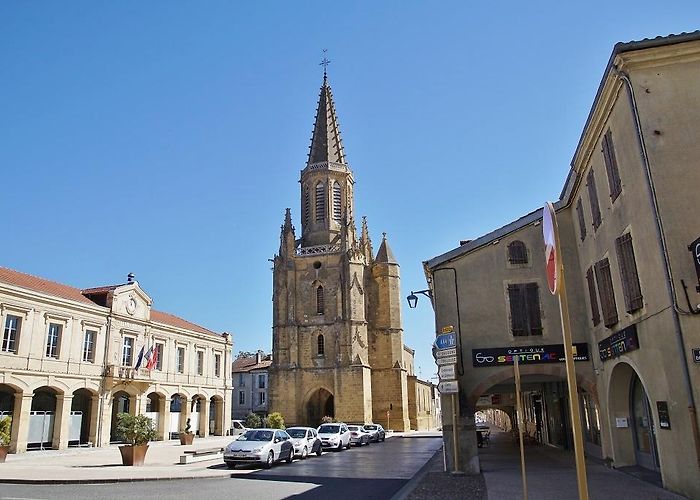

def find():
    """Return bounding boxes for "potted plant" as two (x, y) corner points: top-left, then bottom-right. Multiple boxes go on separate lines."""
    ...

(179, 418), (194, 445)
(0, 417), (11, 463)
(116, 412), (156, 466)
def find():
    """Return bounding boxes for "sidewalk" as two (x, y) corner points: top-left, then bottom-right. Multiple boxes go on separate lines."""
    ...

(404, 429), (687, 500)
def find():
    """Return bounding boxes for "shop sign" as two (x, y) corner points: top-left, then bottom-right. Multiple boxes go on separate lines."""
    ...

(471, 343), (589, 367)
(657, 401), (671, 429)
(688, 236), (700, 292)
(598, 324), (639, 362)
(693, 348), (700, 363)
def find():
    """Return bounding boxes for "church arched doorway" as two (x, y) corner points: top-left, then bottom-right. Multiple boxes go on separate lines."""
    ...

(305, 388), (334, 426)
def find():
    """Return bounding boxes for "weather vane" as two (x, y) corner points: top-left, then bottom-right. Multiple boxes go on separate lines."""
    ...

(320, 49), (331, 81)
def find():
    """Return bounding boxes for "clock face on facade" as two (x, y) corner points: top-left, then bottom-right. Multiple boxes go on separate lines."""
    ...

(126, 297), (137, 315)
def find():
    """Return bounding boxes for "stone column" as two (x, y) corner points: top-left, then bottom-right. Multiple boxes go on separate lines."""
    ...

(11, 394), (33, 453)
(53, 394), (74, 450)
(97, 394), (113, 447)
(158, 397), (170, 441)
(89, 394), (100, 446)
(199, 399), (210, 438)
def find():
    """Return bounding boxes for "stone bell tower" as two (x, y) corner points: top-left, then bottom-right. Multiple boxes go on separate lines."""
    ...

(268, 71), (410, 431)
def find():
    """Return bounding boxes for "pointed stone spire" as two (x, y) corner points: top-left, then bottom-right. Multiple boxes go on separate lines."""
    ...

(375, 232), (398, 264)
(307, 77), (346, 166)
(283, 208), (294, 233)
(359, 216), (373, 262)
(279, 208), (296, 257)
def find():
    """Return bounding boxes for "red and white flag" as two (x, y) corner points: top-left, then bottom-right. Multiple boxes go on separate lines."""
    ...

(543, 202), (560, 295)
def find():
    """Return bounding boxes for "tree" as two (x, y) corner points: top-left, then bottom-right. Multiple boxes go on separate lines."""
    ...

(267, 412), (285, 429)
(236, 350), (266, 360)
(0, 417), (11, 446)
(244, 412), (262, 429)
(116, 413), (156, 446)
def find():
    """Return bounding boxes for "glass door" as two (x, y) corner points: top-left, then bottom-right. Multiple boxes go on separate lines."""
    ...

(630, 374), (659, 470)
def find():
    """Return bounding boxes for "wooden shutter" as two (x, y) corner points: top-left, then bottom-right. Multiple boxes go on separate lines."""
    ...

(508, 241), (528, 264)
(576, 199), (586, 241)
(586, 266), (600, 326)
(587, 170), (602, 230)
(525, 283), (542, 335)
(508, 284), (527, 336)
(616, 233), (643, 312)
(595, 258), (618, 327)
(602, 130), (622, 202)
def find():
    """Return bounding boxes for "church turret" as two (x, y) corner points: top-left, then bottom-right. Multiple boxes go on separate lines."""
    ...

(372, 233), (402, 331)
(359, 216), (373, 263)
(279, 208), (296, 257)
(299, 76), (355, 248)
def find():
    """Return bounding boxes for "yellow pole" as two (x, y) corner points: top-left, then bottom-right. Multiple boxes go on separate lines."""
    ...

(514, 357), (528, 500)
(451, 392), (461, 474)
(558, 271), (590, 500)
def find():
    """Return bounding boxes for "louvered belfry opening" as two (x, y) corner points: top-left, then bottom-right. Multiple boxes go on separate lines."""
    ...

(332, 181), (342, 220)
(316, 285), (324, 314)
(315, 182), (325, 222)
(317, 334), (325, 356)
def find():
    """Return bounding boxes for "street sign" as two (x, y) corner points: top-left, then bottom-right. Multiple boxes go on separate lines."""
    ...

(438, 365), (456, 380)
(436, 347), (457, 358)
(438, 380), (459, 393)
(543, 202), (561, 295)
(436, 356), (457, 366)
(434, 332), (456, 350)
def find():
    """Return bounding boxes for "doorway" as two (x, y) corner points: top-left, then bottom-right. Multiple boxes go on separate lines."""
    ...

(630, 373), (659, 471)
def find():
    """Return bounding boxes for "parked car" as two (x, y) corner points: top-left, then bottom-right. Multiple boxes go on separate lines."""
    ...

(317, 422), (351, 451)
(347, 425), (371, 446)
(362, 423), (386, 442)
(223, 428), (294, 469)
(286, 426), (323, 458)
(230, 419), (248, 436)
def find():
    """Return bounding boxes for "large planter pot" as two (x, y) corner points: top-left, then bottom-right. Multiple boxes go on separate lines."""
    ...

(0, 445), (9, 463)
(119, 444), (149, 466)
(179, 433), (194, 445)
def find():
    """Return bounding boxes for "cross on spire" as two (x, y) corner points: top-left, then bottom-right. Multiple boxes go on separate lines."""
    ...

(320, 49), (331, 82)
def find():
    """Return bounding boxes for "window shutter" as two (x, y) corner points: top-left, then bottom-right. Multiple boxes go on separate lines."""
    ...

(508, 284), (527, 336)
(616, 233), (643, 312)
(595, 258), (618, 327)
(508, 241), (528, 264)
(525, 283), (542, 335)
(602, 130), (622, 202)
(586, 267), (600, 326)
(576, 199), (586, 241)
(587, 170), (602, 230)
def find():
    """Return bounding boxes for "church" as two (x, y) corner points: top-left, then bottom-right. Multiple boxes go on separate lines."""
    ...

(269, 72), (434, 430)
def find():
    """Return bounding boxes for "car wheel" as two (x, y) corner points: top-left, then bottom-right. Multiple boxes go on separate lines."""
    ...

(316, 446), (323, 457)
(337, 441), (343, 451)
(381, 435), (385, 442)
(301, 446), (308, 459)
(346, 441), (351, 450)
(264, 451), (274, 469)
(286, 448), (294, 464)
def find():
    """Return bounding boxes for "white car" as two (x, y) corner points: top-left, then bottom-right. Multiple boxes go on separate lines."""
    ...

(223, 428), (294, 469)
(317, 422), (351, 451)
(286, 426), (323, 458)
(230, 419), (248, 436)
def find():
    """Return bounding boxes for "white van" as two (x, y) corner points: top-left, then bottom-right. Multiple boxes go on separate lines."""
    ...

(231, 419), (247, 436)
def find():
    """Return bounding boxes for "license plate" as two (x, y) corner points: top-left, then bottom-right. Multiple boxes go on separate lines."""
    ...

(234, 453), (247, 458)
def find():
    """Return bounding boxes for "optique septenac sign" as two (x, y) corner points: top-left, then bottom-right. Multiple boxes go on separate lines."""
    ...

(472, 343), (590, 367)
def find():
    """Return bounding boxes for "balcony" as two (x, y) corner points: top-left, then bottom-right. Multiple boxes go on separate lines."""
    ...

(105, 364), (152, 381)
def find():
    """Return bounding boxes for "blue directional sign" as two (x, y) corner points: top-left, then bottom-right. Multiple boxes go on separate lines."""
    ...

(434, 332), (456, 350)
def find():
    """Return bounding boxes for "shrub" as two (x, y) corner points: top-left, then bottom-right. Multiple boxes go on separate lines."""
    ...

(244, 412), (262, 429)
(0, 417), (11, 446)
(267, 412), (285, 429)
(184, 418), (193, 435)
(116, 413), (156, 446)
(321, 415), (335, 424)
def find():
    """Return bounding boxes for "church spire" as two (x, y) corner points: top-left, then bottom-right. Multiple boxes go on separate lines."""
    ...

(307, 75), (346, 166)
(360, 216), (373, 263)
(279, 208), (296, 256)
(375, 233), (398, 264)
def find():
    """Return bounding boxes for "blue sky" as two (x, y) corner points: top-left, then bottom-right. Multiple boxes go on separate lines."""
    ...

(2, 1), (699, 382)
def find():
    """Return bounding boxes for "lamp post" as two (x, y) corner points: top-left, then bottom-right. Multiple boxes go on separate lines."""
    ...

(407, 289), (432, 309)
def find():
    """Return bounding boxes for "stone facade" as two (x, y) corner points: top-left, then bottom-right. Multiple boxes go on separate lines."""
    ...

(425, 33), (700, 499)
(269, 75), (415, 430)
(0, 268), (232, 452)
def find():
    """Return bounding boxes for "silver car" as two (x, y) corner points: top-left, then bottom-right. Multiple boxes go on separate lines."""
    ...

(317, 423), (351, 451)
(347, 425), (371, 446)
(223, 428), (294, 469)
(286, 426), (323, 458)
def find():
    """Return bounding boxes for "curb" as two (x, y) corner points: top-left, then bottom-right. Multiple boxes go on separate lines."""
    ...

(389, 446), (443, 500)
(0, 472), (232, 485)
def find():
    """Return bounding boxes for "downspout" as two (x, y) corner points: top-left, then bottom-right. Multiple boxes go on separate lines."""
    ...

(615, 66), (700, 467)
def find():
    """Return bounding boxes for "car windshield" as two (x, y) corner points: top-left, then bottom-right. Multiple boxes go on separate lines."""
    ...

(364, 425), (377, 430)
(319, 425), (340, 434)
(287, 429), (307, 438)
(237, 430), (273, 442)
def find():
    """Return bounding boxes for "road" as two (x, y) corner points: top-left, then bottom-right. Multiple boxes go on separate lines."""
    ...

(0, 435), (442, 500)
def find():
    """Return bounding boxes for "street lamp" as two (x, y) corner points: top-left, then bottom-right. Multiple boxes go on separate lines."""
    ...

(406, 289), (432, 309)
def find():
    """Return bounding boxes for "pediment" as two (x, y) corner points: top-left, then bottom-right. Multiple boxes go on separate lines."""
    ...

(112, 282), (152, 320)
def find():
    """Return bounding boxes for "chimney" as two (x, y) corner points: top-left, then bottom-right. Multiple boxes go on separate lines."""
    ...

(256, 352), (262, 365)
(127, 273), (135, 283)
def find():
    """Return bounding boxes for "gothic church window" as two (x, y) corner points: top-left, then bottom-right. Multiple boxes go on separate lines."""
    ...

(507, 241), (528, 264)
(316, 285), (324, 314)
(315, 182), (326, 222)
(332, 181), (342, 220)
(317, 334), (325, 356)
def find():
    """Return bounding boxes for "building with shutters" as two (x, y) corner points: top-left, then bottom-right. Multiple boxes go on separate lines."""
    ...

(268, 73), (437, 431)
(231, 352), (271, 420)
(0, 267), (232, 453)
(423, 32), (700, 498)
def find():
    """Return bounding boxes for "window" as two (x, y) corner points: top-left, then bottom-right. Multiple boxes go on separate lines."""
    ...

(82, 329), (96, 362)
(332, 181), (342, 220)
(238, 373), (245, 386)
(259, 392), (266, 405)
(595, 258), (618, 327)
(2, 315), (21, 353)
(616, 233), (643, 312)
(315, 182), (326, 222)
(238, 390), (245, 405)
(507, 283), (543, 336)
(176, 346), (185, 373)
(317, 334), (325, 356)
(155, 343), (163, 370)
(258, 374), (266, 389)
(316, 285), (324, 314)
(586, 267), (600, 326)
(122, 336), (134, 366)
(197, 350), (204, 375)
(507, 241), (528, 264)
(214, 353), (221, 377)
(587, 170), (602, 230)
(45, 323), (62, 358)
(602, 130), (622, 202)
(576, 199), (586, 241)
